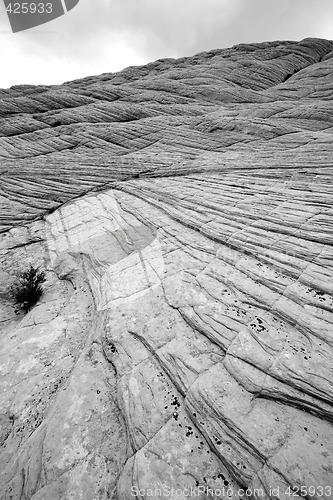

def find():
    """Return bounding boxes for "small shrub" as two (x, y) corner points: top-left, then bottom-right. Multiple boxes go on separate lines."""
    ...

(10, 266), (46, 313)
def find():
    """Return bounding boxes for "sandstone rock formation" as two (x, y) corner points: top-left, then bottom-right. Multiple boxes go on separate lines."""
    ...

(0, 38), (333, 499)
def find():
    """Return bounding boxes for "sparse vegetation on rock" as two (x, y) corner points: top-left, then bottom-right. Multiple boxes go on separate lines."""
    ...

(10, 266), (46, 313)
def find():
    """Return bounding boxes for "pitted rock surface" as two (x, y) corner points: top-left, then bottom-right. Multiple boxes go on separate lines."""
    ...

(0, 38), (333, 499)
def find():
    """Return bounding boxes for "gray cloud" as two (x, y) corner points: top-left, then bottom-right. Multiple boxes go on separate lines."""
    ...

(97, 0), (332, 57)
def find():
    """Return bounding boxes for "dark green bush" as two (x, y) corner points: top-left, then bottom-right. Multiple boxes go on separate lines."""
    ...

(10, 266), (46, 313)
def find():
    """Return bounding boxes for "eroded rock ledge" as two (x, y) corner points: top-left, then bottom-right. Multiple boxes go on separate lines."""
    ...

(0, 38), (333, 499)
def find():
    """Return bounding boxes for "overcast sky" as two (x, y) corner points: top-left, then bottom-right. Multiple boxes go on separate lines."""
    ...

(1, 0), (332, 89)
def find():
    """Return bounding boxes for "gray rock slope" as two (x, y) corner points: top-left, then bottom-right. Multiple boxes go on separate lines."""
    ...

(0, 38), (333, 499)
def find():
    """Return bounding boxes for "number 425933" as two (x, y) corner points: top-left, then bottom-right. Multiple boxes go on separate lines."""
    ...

(285, 486), (332, 497)
(6, 3), (53, 14)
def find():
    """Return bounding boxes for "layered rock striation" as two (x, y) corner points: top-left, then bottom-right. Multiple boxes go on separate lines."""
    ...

(0, 38), (333, 499)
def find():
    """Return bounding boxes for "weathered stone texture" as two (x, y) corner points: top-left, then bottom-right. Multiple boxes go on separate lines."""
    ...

(0, 38), (333, 499)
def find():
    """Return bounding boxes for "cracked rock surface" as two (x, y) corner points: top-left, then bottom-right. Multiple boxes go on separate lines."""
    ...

(0, 38), (333, 499)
